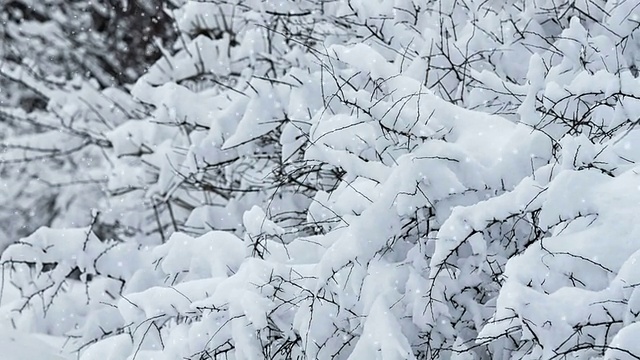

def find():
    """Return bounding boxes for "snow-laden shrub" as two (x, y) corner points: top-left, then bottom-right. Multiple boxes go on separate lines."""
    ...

(2, 0), (640, 359)
(0, 63), (144, 250)
(0, 0), (173, 249)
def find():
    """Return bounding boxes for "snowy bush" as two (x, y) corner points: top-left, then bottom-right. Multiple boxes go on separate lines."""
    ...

(1, 0), (640, 359)
(0, 0), (175, 249)
(0, 68), (144, 251)
(2, 0), (173, 86)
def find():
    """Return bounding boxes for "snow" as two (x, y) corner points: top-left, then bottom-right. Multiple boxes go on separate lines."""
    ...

(1, 283), (70, 359)
(606, 322), (640, 360)
(348, 296), (415, 360)
(0, 329), (70, 360)
(3, 0), (640, 359)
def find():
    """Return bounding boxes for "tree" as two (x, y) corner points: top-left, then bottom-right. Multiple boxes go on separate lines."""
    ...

(1, 0), (640, 359)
